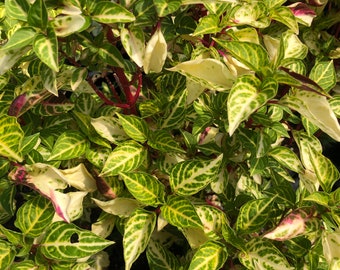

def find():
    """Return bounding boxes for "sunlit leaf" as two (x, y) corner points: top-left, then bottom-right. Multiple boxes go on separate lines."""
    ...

(100, 140), (146, 176)
(123, 209), (156, 270)
(39, 221), (114, 261)
(92, 198), (140, 217)
(52, 14), (90, 37)
(0, 115), (24, 162)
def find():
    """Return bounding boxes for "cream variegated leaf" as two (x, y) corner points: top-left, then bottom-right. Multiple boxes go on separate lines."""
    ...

(51, 14), (90, 37)
(170, 154), (223, 195)
(239, 238), (294, 270)
(268, 146), (304, 173)
(270, 6), (299, 34)
(281, 90), (340, 141)
(120, 28), (145, 67)
(117, 113), (149, 143)
(282, 31), (308, 59)
(322, 230), (340, 265)
(168, 58), (236, 91)
(228, 75), (277, 135)
(188, 240), (228, 270)
(92, 198), (140, 217)
(91, 1), (135, 23)
(123, 209), (156, 270)
(309, 60), (336, 93)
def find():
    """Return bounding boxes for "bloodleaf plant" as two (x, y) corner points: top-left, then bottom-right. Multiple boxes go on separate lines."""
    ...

(0, 0), (340, 269)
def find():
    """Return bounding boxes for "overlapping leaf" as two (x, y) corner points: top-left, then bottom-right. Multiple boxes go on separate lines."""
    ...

(91, 1), (135, 23)
(119, 172), (165, 206)
(1, 27), (36, 50)
(123, 209), (156, 270)
(148, 129), (185, 153)
(14, 196), (54, 237)
(236, 197), (274, 234)
(170, 154), (223, 195)
(118, 113), (149, 143)
(27, 0), (48, 30)
(268, 146), (304, 173)
(0, 240), (15, 269)
(48, 130), (89, 161)
(5, 0), (29, 21)
(93, 198), (140, 217)
(309, 60), (336, 93)
(39, 221), (114, 261)
(100, 140), (146, 176)
(0, 115), (24, 162)
(153, 0), (181, 17)
(160, 196), (202, 229)
(120, 28), (145, 67)
(228, 75), (277, 135)
(188, 240), (228, 270)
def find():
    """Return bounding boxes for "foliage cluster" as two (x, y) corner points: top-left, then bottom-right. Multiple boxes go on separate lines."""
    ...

(0, 0), (340, 269)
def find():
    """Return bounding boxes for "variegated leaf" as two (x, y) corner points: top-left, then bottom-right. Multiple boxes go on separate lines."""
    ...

(48, 130), (89, 161)
(168, 58), (235, 90)
(123, 209), (156, 270)
(148, 129), (185, 153)
(119, 172), (166, 207)
(153, 0), (181, 17)
(143, 27), (167, 74)
(33, 29), (59, 72)
(71, 68), (88, 91)
(0, 47), (30, 76)
(1, 27), (36, 50)
(91, 1), (135, 23)
(92, 212), (116, 239)
(92, 198), (140, 217)
(160, 195), (202, 229)
(0, 115), (24, 162)
(170, 154), (223, 196)
(120, 27), (145, 67)
(228, 75), (277, 135)
(214, 39), (270, 72)
(159, 89), (187, 129)
(14, 196), (54, 238)
(52, 14), (90, 37)
(309, 60), (336, 93)
(39, 221), (114, 261)
(194, 14), (221, 36)
(282, 31), (308, 59)
(41, 67), (58, 96)
(330, 96), (340, 117)
(236, 197), (274, 234)
(239, 238), (294, 270)
(270, 6), (299, 34)
(118, 113), (149, 143)
(0, 240), (15, 268)
(147, 238), (180, 270)
(100, 140), (146, 176)
(308, 145), (340, 192)
(268, 146), (304, 173)
(98, 44), (125, 68)
(90, 116), (129, 145)
(27, 0), (48, 30)
(188, 240), (228, 270)
(5, 0), (29, 21)
(281, 90), (340, 141)
(20, 132), (40, 156)
(322, 230), (340, 265)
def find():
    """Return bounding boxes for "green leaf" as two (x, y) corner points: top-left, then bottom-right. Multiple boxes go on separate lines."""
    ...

(118, 113), (149, 143)
(153, 0), (181, 17)
(236, 197), (274, 234)
(39, 221), (113, 261)
(100, 140), (146, 176)
(188, 240), (228, 270)
(282, 31), (308, 59)
(21, 132), (40, 156)
(52, 15), (90, 37)
(0, 180), (16, 223)
(195, 205), (226, 238)
(281, 90), (340, 141)
(309, 60), (336, 93)
(123, 209), (156, 270)
(271, 6), (299, 34)
(168, 58), (235, 90)
(0, 240), (15, 268)
(41, 66), (58, 96)
(194, 14), (221, 36)
(71, 68), (88, 91)
(48, 130), (89, 161)
(0, 115), (24, 162)
(160, 195), (202, 229)
(303, 192), (329, 207)
(14, 196), (54, 238)
(214, 40), (270, 72)
(146, 239), (181, 270)
(239, 238), (294, 269)
(98, 44), (125, 68)
(119, 172), (165, 207)
(33, 28), (59, 72)
(5, 0), (29, 21)
(170, 154), (223, 196)
(148, 129), (185, 153)
(91, 1), (135, 23)
(228, 75), (277, 135)
(159, 89), (187, 129)
(27, 0), (48, 30)
(268, 146), (304, 173)
(1, 27), (36, 50)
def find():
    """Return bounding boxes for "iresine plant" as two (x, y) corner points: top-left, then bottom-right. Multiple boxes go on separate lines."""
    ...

(0, 0), (340, 269)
